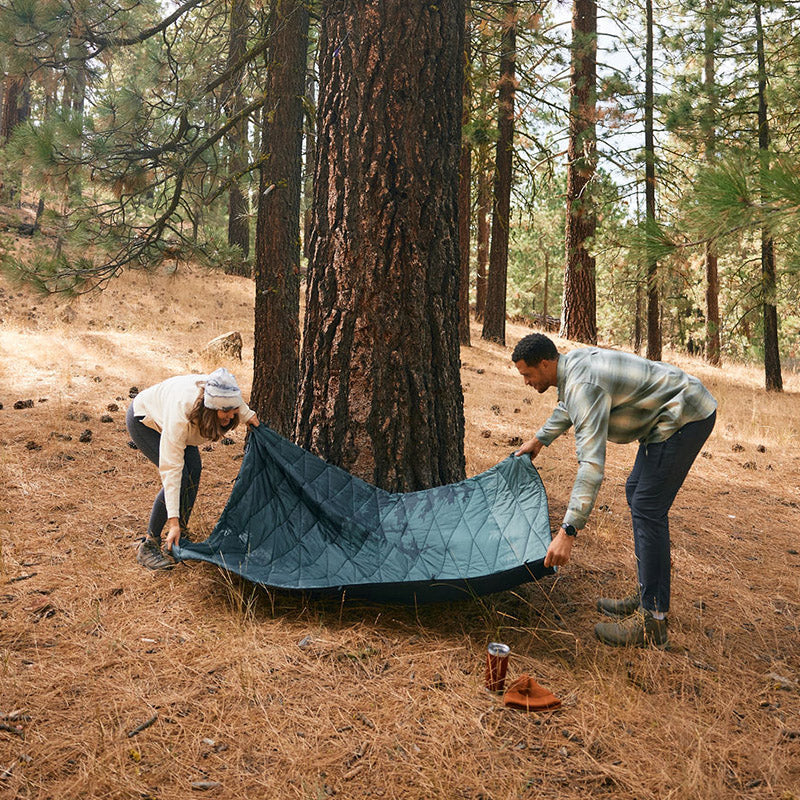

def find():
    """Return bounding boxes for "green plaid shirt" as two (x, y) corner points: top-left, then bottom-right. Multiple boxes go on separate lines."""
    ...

(535, 347), (717, 530)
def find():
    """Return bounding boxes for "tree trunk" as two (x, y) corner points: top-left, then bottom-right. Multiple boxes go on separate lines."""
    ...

(481, 5), (516, 346)
(297, 0), (466, 491)
(754, 0), (782, 391)
(302, 50), (317, 263)
(458, 17), (472, 347)
(475, 141), (490, 320)
(252, 0), (310, 435)
(703, 0), (721, 366)
(1, 75), (21, 143)
(226, 0), (252, 269)
(644, 0), (661, 361)
(561, 0), (597, 344)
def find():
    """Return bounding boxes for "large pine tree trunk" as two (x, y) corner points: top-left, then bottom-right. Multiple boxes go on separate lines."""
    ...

(297, 0), (466, 491)
(225, 0), (252, 269)
(755, 0), (782, 391)
(481, 5), (516, 346)
(644, 0), (661, 361)
(703, 0), (721, 366)
(252, 0), (310, 435)
(561, 0), (597, 345)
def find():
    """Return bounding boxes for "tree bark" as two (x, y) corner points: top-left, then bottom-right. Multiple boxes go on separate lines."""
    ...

(297, 0), (466, 491)
(561, 0), (597, 345)
(644, 0), (661, 361)
(458, 16), (472, 347)
(481, 5), (516, 346)
(252, 0), (310, 435)
(703, 0), (721, 366)
(225, 0), (252, 269)
(754, 0), (782, 391)
(475, 141), (490, 320)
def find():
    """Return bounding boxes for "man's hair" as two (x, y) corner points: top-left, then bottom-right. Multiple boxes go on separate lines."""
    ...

(511, 333), (559, 366)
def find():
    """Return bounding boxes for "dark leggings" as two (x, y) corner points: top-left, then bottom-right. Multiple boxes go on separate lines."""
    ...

(625, 410), (716, 613)
(126, 403), (202, 539)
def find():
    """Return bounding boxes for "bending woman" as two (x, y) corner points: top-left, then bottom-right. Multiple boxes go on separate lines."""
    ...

(126, 367), (260, 570)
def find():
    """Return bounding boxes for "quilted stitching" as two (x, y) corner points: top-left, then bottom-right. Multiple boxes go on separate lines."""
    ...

(175, 426), (552, 600)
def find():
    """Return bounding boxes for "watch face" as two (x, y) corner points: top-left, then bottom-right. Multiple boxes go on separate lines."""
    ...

(562, 524), (577, 537)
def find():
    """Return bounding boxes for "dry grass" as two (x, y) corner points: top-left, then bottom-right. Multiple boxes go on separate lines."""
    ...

(1, 250), (799, 799)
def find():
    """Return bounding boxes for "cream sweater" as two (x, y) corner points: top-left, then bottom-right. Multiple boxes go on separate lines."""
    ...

(132, 374), (255, 518)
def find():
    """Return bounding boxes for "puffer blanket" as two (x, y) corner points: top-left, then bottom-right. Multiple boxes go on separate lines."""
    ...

(174, 425), (553, 603)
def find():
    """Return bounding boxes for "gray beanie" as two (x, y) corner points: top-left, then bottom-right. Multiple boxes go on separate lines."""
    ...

(203, 368), (243, 410)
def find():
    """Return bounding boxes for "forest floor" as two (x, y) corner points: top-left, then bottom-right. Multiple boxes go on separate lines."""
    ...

(1, 213), (799, 799)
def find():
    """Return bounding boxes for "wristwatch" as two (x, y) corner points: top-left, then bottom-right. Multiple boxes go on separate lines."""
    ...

(561, 523), (577, 538)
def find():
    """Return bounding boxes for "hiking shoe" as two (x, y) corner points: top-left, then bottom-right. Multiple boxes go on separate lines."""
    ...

(136, 536), (175, 570)
(596, 592), (641, 619)
(594, 608), (669, 648)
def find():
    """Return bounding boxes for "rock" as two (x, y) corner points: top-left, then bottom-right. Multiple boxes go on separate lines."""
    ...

(767, 672), (797, 691)
(79, 429), (92, 443)
(13, 399), (34, 409)
(203, 330), (242, 361)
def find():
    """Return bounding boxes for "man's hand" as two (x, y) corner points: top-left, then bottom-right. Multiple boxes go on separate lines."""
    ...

(514, 436), (544, 461)
(543, 528), (576, 568)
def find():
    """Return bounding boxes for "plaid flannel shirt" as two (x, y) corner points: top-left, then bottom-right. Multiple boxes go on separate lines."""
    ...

(535, 347), (717, 530)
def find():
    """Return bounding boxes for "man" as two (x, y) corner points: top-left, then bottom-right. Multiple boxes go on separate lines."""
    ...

(512, 333), (716, 648)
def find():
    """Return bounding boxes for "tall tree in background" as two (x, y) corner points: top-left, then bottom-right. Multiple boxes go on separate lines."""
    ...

(252, 0), (310, 435)
(475, 140), (491, 319)
(225, 0), (251, 271)
(458, 13), (472, 347)
(754, 0), (782, 391)
(561, 0), (597, 344)
(482, 3), (516, 345)
(644, 0), (661, 360)
(703, 0), (721, 366)
(297, 0), (466, 491)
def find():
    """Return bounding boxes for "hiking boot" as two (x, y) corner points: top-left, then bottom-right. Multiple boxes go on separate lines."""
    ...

(594, 607), (669, 648)
(136, 536), (175, 571)
(596, 592), (641, 619)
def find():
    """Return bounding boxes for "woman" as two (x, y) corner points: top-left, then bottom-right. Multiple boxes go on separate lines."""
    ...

(126, 367), (260, 570)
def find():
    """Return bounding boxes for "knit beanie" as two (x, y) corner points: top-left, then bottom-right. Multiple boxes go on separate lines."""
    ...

(203, 368), (243, 410)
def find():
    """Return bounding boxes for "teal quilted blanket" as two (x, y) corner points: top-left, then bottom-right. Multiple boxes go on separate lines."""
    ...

(174, 425), (553, 603)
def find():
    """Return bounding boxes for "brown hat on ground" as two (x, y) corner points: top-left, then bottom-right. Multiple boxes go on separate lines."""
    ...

(503, 674), (561, 711)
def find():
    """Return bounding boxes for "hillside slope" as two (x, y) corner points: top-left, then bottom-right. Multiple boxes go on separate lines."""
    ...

(1, 259), (799, 800)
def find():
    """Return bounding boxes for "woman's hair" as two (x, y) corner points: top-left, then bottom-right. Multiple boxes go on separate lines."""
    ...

(188, 389), (240, 440)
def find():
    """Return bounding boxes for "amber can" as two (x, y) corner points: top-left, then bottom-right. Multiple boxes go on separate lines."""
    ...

(485, 642), (511, 692)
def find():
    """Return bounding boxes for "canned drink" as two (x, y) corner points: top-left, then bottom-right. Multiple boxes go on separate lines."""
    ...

(485, 642), (511, 692)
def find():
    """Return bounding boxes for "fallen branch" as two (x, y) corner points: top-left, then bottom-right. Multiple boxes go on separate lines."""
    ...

(127, 713), (158, 738)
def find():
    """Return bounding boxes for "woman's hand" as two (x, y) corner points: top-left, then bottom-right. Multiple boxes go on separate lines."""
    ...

(246, 414), (260, 427)
(164, 519), (181, 552)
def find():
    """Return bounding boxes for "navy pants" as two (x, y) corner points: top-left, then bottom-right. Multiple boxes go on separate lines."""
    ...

(126, 404), (202, 539)
(625, 411), (716, 613)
